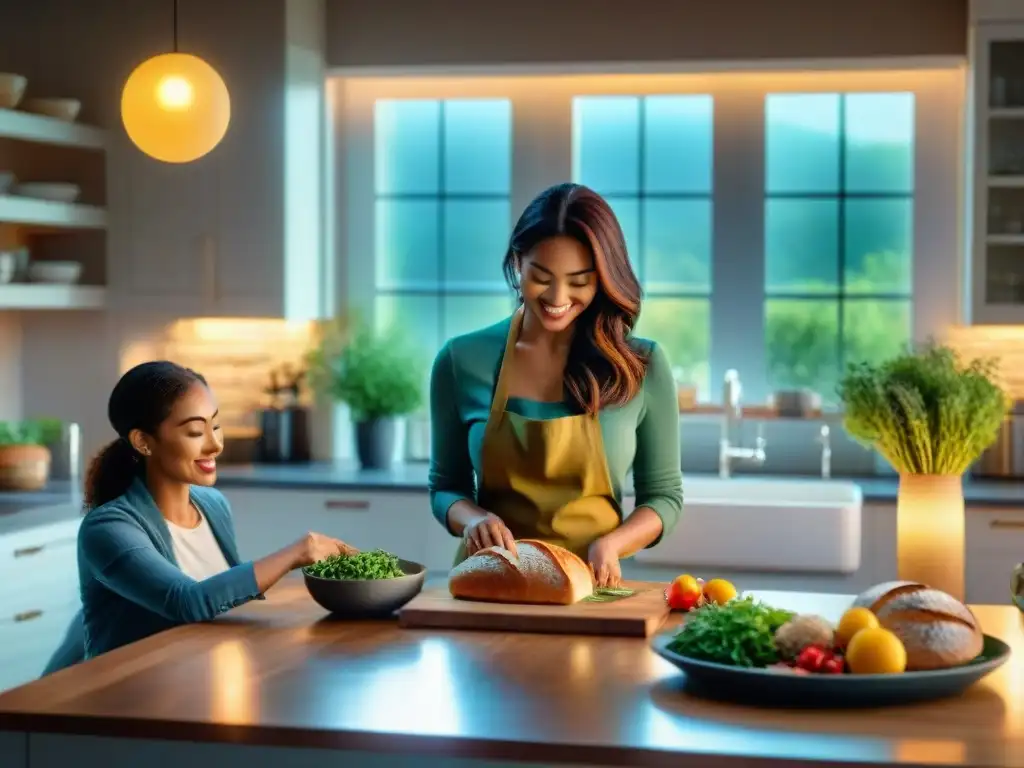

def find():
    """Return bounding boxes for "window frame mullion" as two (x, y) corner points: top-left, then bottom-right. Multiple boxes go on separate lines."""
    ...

(710, 85), (769, 402)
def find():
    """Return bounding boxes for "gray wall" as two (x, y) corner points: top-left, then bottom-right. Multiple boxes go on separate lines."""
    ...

(326, 0), (968, 69)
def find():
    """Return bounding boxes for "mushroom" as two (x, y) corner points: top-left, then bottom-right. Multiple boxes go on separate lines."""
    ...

(774, 614), (835, 660)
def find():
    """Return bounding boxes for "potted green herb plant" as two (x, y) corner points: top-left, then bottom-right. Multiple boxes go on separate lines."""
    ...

(837, 344), (1009, 600)
(307, 318), (424, 470)
(0, 420), (52, 491)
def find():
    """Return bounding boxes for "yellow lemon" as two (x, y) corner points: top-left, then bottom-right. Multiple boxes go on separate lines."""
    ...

(702, 578), (738, 605)
(835, 606), (880, 648)
(845, 627), (907, 674)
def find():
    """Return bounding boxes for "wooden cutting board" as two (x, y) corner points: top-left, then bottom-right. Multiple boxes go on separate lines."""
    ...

(397, 580), (671, 637)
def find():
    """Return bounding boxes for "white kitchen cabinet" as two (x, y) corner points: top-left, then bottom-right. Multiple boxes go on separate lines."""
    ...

(423, 514), (460, 572)
(967, 0), (1024, 323)
(222, 487), (432, 567)
(965, 506), (1024, 604)
(113, 0), (327, 320)
(0, 515), (82, 693)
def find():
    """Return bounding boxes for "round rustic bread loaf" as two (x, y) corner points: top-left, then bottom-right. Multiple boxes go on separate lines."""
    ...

(851, 581), (983, 670)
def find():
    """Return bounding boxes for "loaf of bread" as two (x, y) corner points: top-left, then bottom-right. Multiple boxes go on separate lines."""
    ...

(851, 581), (984, 670)
(448, 539), (595, 605)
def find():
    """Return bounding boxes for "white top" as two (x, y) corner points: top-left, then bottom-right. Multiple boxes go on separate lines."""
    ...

(167, 509), (231, 581)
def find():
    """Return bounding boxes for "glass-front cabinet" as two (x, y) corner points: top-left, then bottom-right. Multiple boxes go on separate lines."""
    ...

(970, 3), (1024, 323)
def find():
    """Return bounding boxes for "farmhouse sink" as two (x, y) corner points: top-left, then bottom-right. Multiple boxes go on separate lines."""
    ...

(630, 476), (862, 574)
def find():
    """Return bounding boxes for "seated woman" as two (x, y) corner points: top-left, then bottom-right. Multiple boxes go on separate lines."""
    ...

(49, 360), (353, 669)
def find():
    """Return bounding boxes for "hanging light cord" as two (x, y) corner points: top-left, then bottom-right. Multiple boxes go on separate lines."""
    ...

(172, 0), (179, 53)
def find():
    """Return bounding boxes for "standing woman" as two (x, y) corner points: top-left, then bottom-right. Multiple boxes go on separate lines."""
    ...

(428, 182), (682, 587)
(50, 361), (354, 669)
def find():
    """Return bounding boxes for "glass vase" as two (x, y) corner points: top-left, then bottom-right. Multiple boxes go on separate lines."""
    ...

(896, 473), (965, 600)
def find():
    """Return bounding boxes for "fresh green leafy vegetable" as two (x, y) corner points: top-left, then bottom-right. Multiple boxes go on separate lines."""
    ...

(583, 586), (636, 603)
(666, 596), (794, 668)
(304, 549), (405, 580)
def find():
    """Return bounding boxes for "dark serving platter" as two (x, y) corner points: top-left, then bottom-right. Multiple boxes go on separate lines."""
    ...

(650, 632), (1011, 708)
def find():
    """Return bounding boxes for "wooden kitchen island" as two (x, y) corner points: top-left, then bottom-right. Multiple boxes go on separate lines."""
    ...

(0, 579), (1022, 768)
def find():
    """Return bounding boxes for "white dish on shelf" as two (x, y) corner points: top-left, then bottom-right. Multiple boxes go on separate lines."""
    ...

(10, 182), (81, 203)
(0, 74), (27, 110)
(0, 171), (14, 195)
(27, 261), (82, 285)
(20, 97), (80, 122)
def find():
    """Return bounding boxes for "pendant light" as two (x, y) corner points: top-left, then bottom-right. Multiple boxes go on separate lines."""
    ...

(120, 0), (230, 163)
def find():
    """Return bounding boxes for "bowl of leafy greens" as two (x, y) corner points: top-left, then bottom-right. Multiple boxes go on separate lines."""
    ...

(302, 549), (426, 618)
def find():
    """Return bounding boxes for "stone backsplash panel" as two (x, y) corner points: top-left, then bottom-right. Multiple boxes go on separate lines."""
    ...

(945, 325), (1024, 399)
(155, 318), (319, 432)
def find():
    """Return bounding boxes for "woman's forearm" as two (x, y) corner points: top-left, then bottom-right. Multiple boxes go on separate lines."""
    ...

(605, 506), (664, 558)
(445, 499), (490, 536)
(252, 543), (302, 593)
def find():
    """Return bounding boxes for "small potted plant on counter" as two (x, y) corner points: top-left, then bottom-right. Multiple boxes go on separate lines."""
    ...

(837, 344), (1009, 601)
(307, 316), (424, 471)
(0, 420), (51, 492)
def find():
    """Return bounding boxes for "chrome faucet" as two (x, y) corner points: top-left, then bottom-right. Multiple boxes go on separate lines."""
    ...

(718, 369), (766, 478)
(818, 424), (832, 479)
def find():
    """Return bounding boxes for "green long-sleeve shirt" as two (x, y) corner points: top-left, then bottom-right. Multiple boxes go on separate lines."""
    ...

(428, 315), (683, 543)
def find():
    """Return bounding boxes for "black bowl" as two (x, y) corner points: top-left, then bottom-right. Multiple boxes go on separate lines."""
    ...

(303, 559), (426, 618)
(650, 632), (1011, 708)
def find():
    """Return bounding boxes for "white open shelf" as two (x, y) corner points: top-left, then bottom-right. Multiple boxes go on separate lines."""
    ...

(986, 234), (1024, 245)
(0, 108), (107, 149)
(988, 175), (1024, 189)
(0, 284), (106, 310)
(0, 195), (106, 229)
(990, 107), (1024, 120)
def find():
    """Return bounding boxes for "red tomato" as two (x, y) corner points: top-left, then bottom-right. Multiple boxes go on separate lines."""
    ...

(821, 657), (846, 675)
(795, 645), (828, 672)
(666, 577), (702, 611)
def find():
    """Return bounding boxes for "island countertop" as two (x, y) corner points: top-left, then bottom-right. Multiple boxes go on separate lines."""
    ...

(1, 580), (1022, 768)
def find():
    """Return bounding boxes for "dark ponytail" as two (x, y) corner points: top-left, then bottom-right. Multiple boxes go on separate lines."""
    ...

(84, 361), (207, 509)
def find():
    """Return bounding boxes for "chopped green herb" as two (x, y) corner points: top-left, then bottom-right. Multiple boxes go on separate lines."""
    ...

(666, 596), (794, 668)
(304, 549), (405, 581)
(583, 586), (636, 603)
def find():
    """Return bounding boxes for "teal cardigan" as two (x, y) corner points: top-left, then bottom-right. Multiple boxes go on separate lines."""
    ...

(428, 315), (683, 543)
(75, 477), (263, 661)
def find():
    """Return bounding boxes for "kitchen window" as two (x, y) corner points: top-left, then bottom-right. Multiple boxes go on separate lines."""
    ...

(334, 69), (961, 405)
(372, 97), (516, 357)
(763, 92), (914, 403)
(572, 94), (714, 398)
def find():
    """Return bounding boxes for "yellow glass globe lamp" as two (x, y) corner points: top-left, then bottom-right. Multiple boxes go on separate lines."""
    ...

(121, 52), (230, 163)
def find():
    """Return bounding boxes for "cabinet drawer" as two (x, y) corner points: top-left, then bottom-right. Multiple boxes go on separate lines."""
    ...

(966, 508), (1024, 554)
(0, 536), (79, 614)
(0, 517), (80, 576)
(965, 508), (1024, 604)
(0, 605), (81, 691)
(223, 488), (430, 566)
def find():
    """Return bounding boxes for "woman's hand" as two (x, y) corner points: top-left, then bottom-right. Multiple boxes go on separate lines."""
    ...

(293, 532), (358, 568)
(588, 536), (622, 588)
(463, 512), (517, 557)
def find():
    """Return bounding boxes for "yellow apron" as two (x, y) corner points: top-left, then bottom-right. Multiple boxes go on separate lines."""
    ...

(453, 308), (621, 566)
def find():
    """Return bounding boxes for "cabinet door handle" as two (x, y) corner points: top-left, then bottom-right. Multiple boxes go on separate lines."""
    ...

(13, 545), (44, 558)
(14, 610), (42, 623)
(989, 519), (1024, 530)
(324, 499), (370, 510)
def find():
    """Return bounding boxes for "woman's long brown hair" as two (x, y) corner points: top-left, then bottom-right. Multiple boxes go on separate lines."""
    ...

(503, 182), (649, 414)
